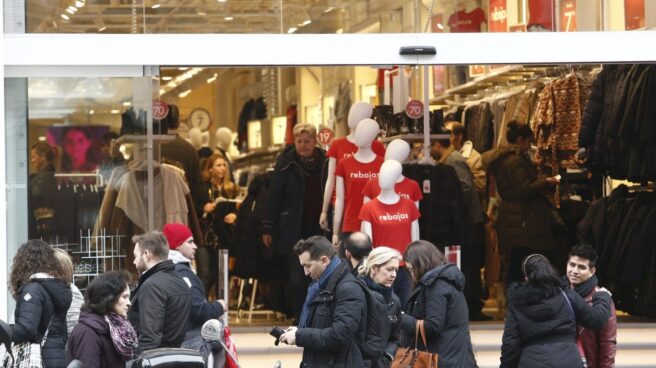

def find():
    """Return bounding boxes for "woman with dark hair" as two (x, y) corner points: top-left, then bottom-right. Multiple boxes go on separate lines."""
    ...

(66, 271), (137, 367)
(481, 121), (560, 284)
(400, 240), (476, 367)
(500, 254), (612, 368)
(61, 127), (98, 172)
(5, 239), (72, 368)
(29, 142), (58, 239)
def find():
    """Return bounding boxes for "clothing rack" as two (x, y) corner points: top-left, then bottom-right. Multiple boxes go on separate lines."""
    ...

(54, 171), (104, 187)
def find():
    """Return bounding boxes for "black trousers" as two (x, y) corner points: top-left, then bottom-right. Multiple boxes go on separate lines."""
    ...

(463, 222), (485, 314)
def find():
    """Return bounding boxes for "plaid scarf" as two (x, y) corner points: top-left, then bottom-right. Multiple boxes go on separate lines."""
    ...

(105, 312), (137, 360)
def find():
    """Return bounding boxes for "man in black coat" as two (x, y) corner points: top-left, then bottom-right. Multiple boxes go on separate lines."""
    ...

(279, 235), (366, 367)
(128, 231), (192, 355)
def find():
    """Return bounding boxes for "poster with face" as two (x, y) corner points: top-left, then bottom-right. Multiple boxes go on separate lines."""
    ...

(47, 125), (110, 172)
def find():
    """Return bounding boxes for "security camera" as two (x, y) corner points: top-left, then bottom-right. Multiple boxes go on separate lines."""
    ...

(399, 46), (437, 56)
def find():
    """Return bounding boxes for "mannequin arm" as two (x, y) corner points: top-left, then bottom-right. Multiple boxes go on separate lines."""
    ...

(411, 220), (419, 242)
(320, 158), (337, 230)
(361, 221), (373, 240)
(332, 176), (345, 245)
(415, 201), (419, 209)
(363, 195), (371, 204)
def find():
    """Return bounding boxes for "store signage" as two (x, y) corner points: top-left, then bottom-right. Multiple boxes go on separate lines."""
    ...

(509, 24), (527, 32)
(560, 0), (577, 32)
(153, 101), (169, 120)
(405, 100), (424, 119)
(489, 0), (508, 32)
(624, 0), (645, 30)
(469, 65), (486, 77)
(318, 127), (335, 145)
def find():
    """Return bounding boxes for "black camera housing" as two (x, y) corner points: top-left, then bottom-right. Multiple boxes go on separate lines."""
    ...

(270, 326), (285, 345)
(399, 46), (437, 56)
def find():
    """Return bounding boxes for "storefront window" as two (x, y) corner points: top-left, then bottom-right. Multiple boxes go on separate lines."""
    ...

(23, 0), (655, 34)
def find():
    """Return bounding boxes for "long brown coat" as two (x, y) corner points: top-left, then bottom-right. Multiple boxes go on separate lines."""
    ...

(481, 145), (556, 256)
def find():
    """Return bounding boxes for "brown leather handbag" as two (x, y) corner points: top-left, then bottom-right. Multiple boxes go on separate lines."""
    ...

(391, 320), (438, 368)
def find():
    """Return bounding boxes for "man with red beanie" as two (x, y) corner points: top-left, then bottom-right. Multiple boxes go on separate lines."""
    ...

(163, 223), (226, 349)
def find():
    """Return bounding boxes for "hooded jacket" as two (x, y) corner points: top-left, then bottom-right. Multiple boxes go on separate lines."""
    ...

(500, 281), (612, 368)
(400, 264), (476, 368)
(66, 312), (126, 368)
(481, 144), (556, 255)
(11, 276), (73, 368)
(128, 260), (192, 354)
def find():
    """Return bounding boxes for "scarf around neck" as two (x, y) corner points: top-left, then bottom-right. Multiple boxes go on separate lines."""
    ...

(105, 312), (137, 360)
(298, 256), (341, 328)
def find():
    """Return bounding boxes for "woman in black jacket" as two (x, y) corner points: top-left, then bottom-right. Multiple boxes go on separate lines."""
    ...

(500, 253), (612, 368)
(67, 271), (137, 367)
(400, 240), (477, 368)
(357, 246), (403, 367)
(6, 240), (72, 368)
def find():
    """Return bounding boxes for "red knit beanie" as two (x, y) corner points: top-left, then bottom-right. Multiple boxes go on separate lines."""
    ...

(162, 223), (193, 250)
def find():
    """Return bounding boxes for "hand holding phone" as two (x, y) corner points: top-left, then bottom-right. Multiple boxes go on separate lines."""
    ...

(270, 326), (285, 346)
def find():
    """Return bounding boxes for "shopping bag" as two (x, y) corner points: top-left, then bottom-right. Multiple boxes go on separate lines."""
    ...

(3, 342), (44, 368)
(223, 326), (240, 368)
(391, 320), (438, 368)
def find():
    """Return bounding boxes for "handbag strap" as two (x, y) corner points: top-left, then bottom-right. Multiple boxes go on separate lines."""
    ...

(560, 289), (586, 359)
(40, 317), (54, 348)
(413, 320), (429, 350)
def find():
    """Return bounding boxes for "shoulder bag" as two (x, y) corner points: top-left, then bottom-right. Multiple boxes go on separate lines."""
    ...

(3, 317), (53, 368)
(391, 320), (438, 368)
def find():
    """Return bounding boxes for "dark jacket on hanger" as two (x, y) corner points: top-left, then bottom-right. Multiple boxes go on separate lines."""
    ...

(400, 264), (476, 368)
(439, 146), (484, 225)
(481, 145), (556, 256)
(66, 312), (126, 368)
(11, 278), (73, 368)
(263, 145), (327, 257)
(500, 282), (612, 368)
(128, 260), (192, 355)
(295, 261), (367, 368)
(28, 163), (57, 237)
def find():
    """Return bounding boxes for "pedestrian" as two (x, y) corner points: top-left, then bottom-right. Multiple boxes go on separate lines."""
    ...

(278, 235), (366, 367)
(344, 231), (373, 276)
(128, 231), (192, 354)
(500, 253), (612, 367)
(66, 271), (137, 367)
(162, 223), (227, 350)
(357, 246), (402, 367)
(400, 240), (477, 367)
(53, 248), (84, 335)
(5, 239), (72, 368)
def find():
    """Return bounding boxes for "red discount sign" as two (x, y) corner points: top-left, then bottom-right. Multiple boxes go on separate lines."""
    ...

(318, 127), (335, 145)
(153, 101), (169, 120)
(405, 100), (424, 119)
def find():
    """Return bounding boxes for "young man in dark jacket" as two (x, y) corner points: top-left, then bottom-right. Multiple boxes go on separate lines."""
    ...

(162, 223), (226, 349)
(128, 231), (192, 355)
(279, 235), (367, 367)
(566, 244), (617, 368)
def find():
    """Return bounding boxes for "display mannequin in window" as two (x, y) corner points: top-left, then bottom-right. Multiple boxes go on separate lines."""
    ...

(363, 138), (422, 208)
(29, 142), (58, 239)
(319, 102), (386, 234)
(359, 160), (420, 306)
(333, 118), (384, 247)
(284, 85), (298, 146)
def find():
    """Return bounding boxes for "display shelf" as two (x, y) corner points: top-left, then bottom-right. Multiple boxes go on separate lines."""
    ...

(380, 133), (450, 143)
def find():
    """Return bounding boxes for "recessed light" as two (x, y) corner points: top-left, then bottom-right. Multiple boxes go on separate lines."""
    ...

(324, 7), (335, 13)
(197, 10), (207, 15)
(179, 90), (192, 98)
(217, 0), (227, 2)
(75, 0), (85, 7)
(287, 27), (298, 33)
(178, 67), (188, 71)
(301, 20), (311, 26)
(60, 14), (70, 20)
(336, 28), (343, 33)
(162, 76), (172, 81)
(152, 4), (160, 9)
(89, 110), (95, 115)
(38, 136), (47, 142)
(110, 109), (120, 114)
(122, 101), (132, 106)
(224, 16), (234, 21)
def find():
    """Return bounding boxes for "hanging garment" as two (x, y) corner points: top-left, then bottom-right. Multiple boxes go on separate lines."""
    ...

(284, 104), (298, 146)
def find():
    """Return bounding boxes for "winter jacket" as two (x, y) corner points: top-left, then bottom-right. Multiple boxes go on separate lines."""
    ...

(128, 260), (192, 354)
(295, 261), (367, 368)
(11, 276), (73, 368)
(481, 144), (556, 256)
(66, 312), (126, 368)
(263, 145), (327, 256)
(572, 275), (617, 368)
(400, 264), (476, 368)
(500, 281), (612, 368)
(440, 146), (485, 225)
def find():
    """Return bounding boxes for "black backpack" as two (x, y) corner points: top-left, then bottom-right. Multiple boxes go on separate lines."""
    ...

(352, 279), (392, 368)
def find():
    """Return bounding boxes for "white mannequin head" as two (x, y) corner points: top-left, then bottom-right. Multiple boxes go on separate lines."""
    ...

(378, 160), (402, 190)
(385, 139), (410, 163)
(285, 85), (298, 104)
(354, 119), (379, 149)
(188, 127), (203, 150)
(215, 127), (232, 151)
(348, 102), (373, 129)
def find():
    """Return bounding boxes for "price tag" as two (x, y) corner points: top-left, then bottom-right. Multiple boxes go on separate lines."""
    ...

(405, 100), (424, 119)
(153, 101), (169, 120)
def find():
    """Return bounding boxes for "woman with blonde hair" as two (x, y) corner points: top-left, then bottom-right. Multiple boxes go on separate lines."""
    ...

(357, 246), (403, 367)
(52, 248), (84, 335)
(199, 152), (240, 295)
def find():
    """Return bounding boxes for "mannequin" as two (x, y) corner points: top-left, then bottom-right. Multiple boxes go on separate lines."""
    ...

(332, 118), (384, 245)
(448, 0), (487, 33)
(363, 139), (422, 208)
(319, 102), (386, 230)
(359, 160), (420, 307)
(284, 85), (298, 146)
(214, 127), (234, 181)
(187, 127), (203, 150)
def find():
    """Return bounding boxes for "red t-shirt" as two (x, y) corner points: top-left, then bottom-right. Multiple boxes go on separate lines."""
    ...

(359, 197), (421, 256)
(335, 155), (385, 232)
(448, 7), (486, 33)
(528, 0), (554, 31)
(327, 137), (385, 204)
(362, 176), (423, 202)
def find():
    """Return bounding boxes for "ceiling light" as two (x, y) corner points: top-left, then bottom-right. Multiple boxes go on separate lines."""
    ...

(159, 89), (166, 95)
(437, 23), (444, 30)
(152, 4), (160, 9)
(38, 136), (47, 142)
(179, 89), (192, 98)
(336, 28), (343, 33)
(122, 101), (132, 106)
(287, 27), (298, 33)
(197, 10), (207, 15)
(301, 19), (312, 26)
(207, 73), (218, 84)
(217, 0), (227, 2)
(66, 7), (77, 14)
(161, 76), (172, 81)
(60, 14), (70, 20)
(110, 109), (120, 114)
(178, 67), (188, 71)
(89, 109), (95, 114)
(324, 7), (335, 13)
(75, 0), (85, 7)
(224, 16), (233, 21)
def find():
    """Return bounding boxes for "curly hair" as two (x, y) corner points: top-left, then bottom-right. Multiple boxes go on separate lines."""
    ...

(82, 270), (131, 315)
(9, 239), (66, 298)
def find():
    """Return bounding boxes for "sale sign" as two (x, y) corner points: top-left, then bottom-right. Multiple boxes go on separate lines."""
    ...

(318, 127), (335, 146)
(405, 100), (424, 119)
(560, 0), (577, 32)
(153, 101), (169, 120)
(489, 0), (508, 32)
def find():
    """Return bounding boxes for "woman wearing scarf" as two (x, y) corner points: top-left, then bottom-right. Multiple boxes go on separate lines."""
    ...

(67, 271), (137, 367)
